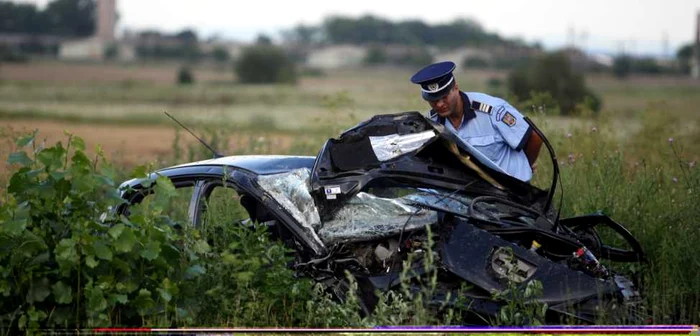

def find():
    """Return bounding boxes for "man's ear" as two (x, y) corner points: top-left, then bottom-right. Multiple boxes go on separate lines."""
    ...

(454, 83), (460, 91)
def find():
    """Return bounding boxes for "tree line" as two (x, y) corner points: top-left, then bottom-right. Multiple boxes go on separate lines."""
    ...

(0, 0), (95, 37)
(283, 15), (521, 49)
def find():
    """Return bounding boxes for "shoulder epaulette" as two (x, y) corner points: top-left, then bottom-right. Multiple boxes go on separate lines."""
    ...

(471, 101), (493, 114)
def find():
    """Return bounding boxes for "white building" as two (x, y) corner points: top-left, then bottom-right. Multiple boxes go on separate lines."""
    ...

(306, 45), (367, 69)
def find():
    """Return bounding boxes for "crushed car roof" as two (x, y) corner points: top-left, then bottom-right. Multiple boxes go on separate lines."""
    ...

(167, 155), (316, 175)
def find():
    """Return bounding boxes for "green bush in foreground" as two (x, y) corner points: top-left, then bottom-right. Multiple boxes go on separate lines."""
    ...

(0, 131), (214, 332)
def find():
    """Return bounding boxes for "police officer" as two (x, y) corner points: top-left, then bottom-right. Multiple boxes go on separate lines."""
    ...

(410, 61), (542, 182)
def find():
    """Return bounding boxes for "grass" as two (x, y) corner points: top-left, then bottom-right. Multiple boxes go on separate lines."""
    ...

(1, 61), (700, 326)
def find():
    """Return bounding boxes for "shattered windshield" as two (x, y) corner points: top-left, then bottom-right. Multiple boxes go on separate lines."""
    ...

(318, 192), (438, 244)
(257, 168), (324, 246)
(258, 168), (492, 245)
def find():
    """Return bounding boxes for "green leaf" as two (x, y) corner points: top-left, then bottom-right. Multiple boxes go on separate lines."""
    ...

(185, 265), (206, 279)
(108, 224), (125, 239)
(130, 165), (148, 178)
(70, 151), (91, 170)
(4, 219), (27, 235)
(157, 288), (172, 302)
(49, 170), (67, 181)
(37, 145), (66, 169)
(48, 307), (71, 326)
(109, 293), (128, 304)
(26, 277), (50, 303)
(16, 130), (37, 147)
(52, 281), (73, 304)
(235, 271), (254, 284)
(55, 238), (78, 264)
(70, 136), (86, 151)
(14, 201), (31, 219)
(156, 175), (176, 195)
(134, 288), (155, 316)
(93, 241), (113, 261)
(7, 167), (31, 194)
(140, 241), (161, 261)
(27, 252), (50, 267)
(176, 308), (190, 319)
(114, 227), (136, 253)
(86, 287), (107, 313)
(8, 152), (33, 166)
(86, 255), (99, 268)
(193, 239), (211, 254)
(18, 314), (27, 330)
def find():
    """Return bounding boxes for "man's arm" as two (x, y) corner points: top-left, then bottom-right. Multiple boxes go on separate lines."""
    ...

(523, 130), (543, 167)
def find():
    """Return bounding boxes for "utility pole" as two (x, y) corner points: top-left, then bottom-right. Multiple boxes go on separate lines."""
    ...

(693, 11), (700, 79)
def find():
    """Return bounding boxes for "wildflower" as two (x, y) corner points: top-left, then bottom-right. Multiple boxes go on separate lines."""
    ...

(672, 177), (678, 183)
(591, 127), (598, 133)
(566, 133), (572, 138)
(690, 161), (696, 168)
(668, 137), (674, 144)
(568, 153), (575, 163)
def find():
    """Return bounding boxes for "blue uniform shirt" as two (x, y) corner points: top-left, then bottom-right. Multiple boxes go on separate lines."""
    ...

(428, 91), (533, 182)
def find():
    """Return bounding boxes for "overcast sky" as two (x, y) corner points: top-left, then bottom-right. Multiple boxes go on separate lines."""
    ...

(14, 0), (700, 56)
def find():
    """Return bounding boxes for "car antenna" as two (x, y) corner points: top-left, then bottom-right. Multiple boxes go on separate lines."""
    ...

(164, 111), (223, 158)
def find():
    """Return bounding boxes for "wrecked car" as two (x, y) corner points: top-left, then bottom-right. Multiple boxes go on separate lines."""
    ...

(115, 111), (647, 324)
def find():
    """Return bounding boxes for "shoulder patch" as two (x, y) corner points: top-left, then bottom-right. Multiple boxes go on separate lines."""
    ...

(502, 112), (516, 127)
(471, 101), (493, 114)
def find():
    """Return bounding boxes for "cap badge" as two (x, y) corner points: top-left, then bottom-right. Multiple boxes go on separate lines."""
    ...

(427, 83), (439, 91)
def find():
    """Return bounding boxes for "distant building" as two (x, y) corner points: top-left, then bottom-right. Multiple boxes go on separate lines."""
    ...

(96, 0), (116, 43)
(0, 33), (69, 54)
(59, 0), (119, 61)
(58, 38), (108, 60)
(306, 45), (367, 69)
(433, 47), (492, 68)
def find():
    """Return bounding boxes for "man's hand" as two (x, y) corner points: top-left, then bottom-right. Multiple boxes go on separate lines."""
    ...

(525, 131), (543, 168)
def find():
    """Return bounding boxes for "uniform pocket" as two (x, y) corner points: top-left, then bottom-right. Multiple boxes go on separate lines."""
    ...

(466, 135), (495, 147)
(466, 135), (500, 162)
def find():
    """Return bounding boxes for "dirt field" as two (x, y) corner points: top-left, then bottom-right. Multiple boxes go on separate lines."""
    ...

(0, 119), (295, 170)
(0, 61), (232, 84)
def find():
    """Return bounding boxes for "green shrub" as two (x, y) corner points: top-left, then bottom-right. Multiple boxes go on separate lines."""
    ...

(396, 47), (433, 67)
(211, 47), (230, 63)
(508, 51), (601, 115)
(463, 56), (489, 68)
(104, 44), (119, 60)
(0, 46), (29, 63)
(193, 202), (317, 326)
(300, 67), (326, 77)
(363, 45), (388, 65)
(234, 44), (297, 84)
(0, 132), (210, 332)
(177, 66), (195, 85)
(613, 56), (632, 79)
